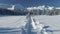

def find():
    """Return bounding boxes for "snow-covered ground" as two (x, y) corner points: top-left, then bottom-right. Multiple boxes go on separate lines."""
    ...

(0, 16), (27, 28)
(0, 15), (60, 34)
(33, 15), (60, 34)
(33, 15), (60, 30)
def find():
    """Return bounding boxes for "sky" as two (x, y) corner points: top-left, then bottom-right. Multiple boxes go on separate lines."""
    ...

(0, 0), (60, 8)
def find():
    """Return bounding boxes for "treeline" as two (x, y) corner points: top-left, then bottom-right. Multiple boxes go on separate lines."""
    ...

(0, 8), (60, 15)
(26, 9), (60, 15)
(0, 8), (28, 15)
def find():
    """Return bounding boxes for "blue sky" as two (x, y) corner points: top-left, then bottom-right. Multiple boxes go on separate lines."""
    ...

(0, 0), (60, 8)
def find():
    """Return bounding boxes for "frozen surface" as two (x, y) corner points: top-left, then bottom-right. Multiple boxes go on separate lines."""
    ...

(33, 15), (60, 30)
(0, 15), (60, 34)
(0, 16), (27, 28)
(33, 15), (60, 34)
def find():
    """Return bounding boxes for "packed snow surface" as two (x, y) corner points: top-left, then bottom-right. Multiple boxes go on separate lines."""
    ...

(0, 15), (60, 34)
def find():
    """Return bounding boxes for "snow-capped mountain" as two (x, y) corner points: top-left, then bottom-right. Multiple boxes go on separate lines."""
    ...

(0, 4), (24, 10)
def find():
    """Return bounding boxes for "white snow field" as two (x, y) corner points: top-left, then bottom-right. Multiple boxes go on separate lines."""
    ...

(33, 15), (60, 34)
(0, 15), (60, 34)
(0, 16), (27, 28)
